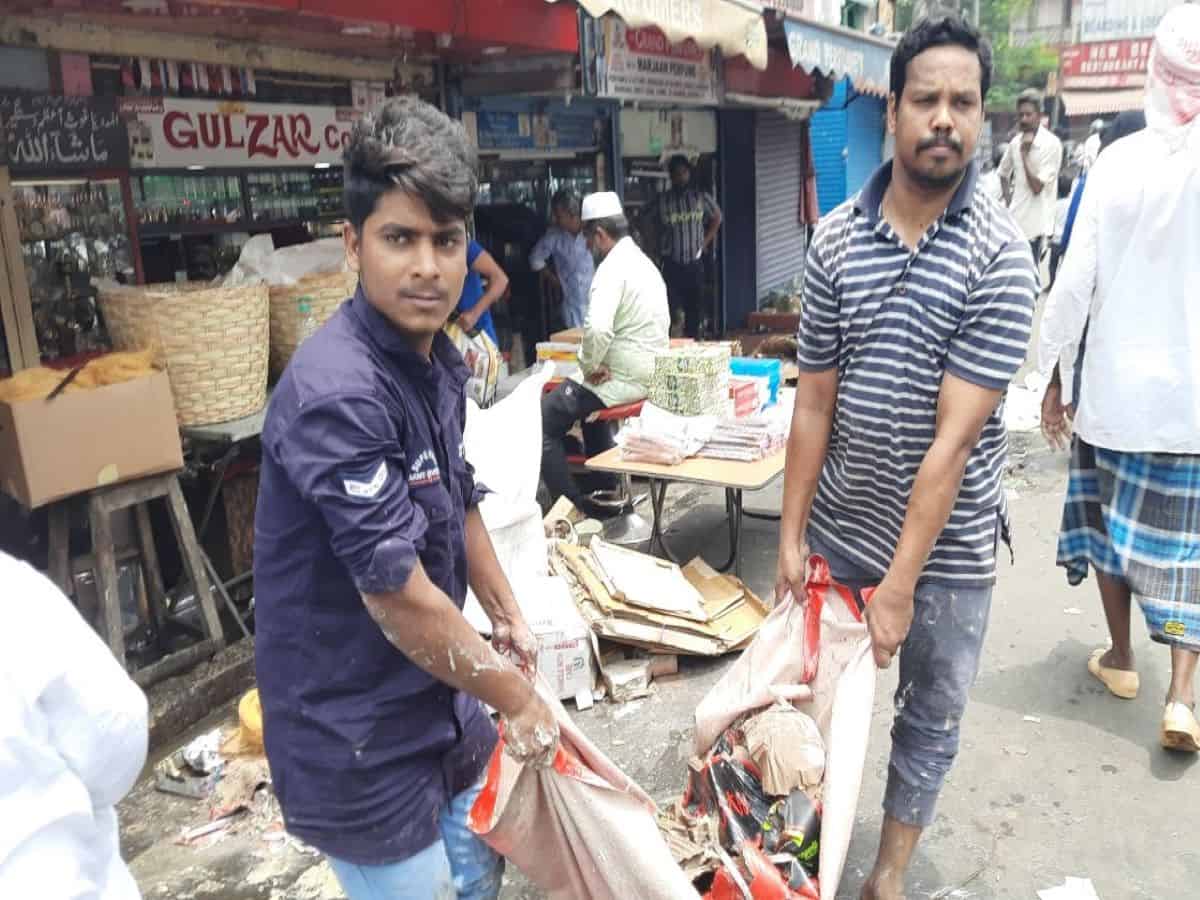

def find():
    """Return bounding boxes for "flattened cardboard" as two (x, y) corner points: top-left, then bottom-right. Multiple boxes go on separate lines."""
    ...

(553, 542), (768, 656)
(0, 371), (183, 508)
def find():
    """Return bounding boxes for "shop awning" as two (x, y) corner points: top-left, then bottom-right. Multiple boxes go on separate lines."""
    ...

(572, 0), (769, 70)
(1061, 88), (1145, 116)
(781, 17), (893, 97)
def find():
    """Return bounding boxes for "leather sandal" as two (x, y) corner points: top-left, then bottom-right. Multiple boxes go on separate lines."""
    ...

(1161, 702), (1200, 753)
(1087, 647), (1139, 699)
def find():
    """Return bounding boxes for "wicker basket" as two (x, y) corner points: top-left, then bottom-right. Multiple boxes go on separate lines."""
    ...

(99, 281), (269, 427)
(268, 271), (356, 380)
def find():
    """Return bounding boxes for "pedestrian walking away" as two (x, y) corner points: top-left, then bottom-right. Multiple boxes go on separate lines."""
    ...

(252, 96), (557, 900)
(775, 16), (1036, 899)
(1038, 3), (1200, 753)
(644, 154), (722, 338)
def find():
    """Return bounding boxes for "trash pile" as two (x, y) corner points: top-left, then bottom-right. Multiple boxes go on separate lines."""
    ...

(155, 690), (306, 856)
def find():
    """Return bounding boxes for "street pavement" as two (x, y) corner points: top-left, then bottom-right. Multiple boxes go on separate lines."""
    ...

(122, 434), (1200, 900)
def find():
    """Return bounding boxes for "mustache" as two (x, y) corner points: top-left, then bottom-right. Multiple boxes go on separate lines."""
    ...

(917, 134), (963, 153)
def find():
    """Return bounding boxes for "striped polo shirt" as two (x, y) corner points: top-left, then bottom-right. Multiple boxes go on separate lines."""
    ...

(797, 161), (1037, 585)
(654, 188), (721, 264)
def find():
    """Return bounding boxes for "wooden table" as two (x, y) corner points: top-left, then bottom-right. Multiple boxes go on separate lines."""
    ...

(586, 447), (785, 574)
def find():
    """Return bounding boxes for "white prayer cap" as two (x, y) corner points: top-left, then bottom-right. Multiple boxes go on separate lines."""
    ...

(581, 191), (624, 221)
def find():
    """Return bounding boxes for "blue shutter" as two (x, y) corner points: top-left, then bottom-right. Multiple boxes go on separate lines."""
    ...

(846, 94), (885, 197)
(810, 80), (849, 215)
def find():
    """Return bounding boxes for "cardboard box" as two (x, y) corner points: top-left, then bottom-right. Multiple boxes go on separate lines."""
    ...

(0, 371), (184, 508)
(518, 574), (597, 701)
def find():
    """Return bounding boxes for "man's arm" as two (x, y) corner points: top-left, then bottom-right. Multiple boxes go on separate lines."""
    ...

(998, 144), (1014, 205)
(867, 239), (1037, 667)
(464, 506), (538, 672)
(1020, 136), (1058, 196)
(701, 193), (723, 254)
(274, 395), (557, 763)
(776, 369), (838, 601)
(460, 248), (509, 332)
(866, 374), (1003, 666)
(578, 270), (618, 375)
(776, 239), (841, 601)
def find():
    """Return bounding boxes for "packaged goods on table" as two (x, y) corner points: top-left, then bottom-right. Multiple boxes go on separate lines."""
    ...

(650, 345), (732, 416)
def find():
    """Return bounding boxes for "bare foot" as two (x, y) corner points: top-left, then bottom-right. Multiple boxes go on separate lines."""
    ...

(1099, 646), (1135, 671)
(861, 873), (906, 900)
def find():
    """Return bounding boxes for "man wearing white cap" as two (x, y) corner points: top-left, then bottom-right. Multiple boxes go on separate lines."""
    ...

(540, 191), (670, 510)
(1039, 2), (1200, 752)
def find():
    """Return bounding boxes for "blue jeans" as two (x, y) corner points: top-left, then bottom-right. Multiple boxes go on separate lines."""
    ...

(327, 778), (503, 900)
(810, 534), (993, 828)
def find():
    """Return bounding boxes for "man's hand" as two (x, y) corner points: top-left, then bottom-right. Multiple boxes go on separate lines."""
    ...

(1021, 133), (1034, 153)
(774, 538), (810, 605)
(586, 364), (612, 386)
(458, 309), (479, 333)
(491, 610), (539, 678)
(502, 685), (559, 768)
(1041, 380), (1073, 451)
(864, 575), (915, 669)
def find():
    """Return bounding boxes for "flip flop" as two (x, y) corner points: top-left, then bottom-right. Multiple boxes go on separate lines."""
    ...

(1087, 647), (1139, 699)
(1161, 702), (1200, 753)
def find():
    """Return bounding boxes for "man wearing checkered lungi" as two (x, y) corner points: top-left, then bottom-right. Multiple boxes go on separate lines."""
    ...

(1038, 4), (1200, 753)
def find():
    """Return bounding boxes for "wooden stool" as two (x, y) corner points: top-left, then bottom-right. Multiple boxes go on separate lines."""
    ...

(46, 471), (226, 686)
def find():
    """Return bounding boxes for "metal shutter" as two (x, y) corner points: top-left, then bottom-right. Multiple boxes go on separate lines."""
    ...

(846, 94), (886, 197)
(811, 81), (849, 216)
(755, 111), (807, 300)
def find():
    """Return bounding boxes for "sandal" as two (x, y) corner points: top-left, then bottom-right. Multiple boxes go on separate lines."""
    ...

(1161, 702), (1200, 753)
(1087, 647), (1139, 699)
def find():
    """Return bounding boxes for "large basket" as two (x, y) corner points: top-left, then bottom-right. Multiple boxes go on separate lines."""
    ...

(268, 270), (356, 380)
(99, 281), (269, 427)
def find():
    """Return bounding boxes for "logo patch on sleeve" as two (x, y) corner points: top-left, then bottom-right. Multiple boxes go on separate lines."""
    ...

(342, 460), (388, 498)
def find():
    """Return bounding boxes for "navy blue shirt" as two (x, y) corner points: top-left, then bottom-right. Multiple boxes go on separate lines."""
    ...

(253, 287), (497, 865)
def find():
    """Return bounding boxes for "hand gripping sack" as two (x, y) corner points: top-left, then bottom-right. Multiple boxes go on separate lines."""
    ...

(469, 679), (699, 900)
(693, 555), (876, 900)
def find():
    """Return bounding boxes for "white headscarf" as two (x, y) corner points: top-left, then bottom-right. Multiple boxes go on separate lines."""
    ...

(1144, 3), (1200, 150)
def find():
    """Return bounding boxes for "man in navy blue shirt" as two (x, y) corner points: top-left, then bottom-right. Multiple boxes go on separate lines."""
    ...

(253, 97), (557, 900)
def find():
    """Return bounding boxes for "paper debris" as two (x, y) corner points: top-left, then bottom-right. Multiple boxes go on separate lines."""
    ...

(602, 657), (654, 703)
(591, 540), (709, 621)
(574, 687), (595, 711)
(1063, 607), (1083, 615)
(1037, 877), (1101, 900)
(1023, 715), (1043, 724)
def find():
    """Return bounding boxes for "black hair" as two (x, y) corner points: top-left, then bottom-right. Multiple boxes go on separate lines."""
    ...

(1016, 88), (1042, 111)
(343, 96), (477, 230)
(583, 214), (630, 241)
(551, 188), (580, 216)
(668, 154), (691, 175)
(1100, 109), (1146, 152)
(890, 15), (992, 102)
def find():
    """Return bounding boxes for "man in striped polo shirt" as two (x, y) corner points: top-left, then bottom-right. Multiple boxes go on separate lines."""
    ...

(775, 17), (1037, 900)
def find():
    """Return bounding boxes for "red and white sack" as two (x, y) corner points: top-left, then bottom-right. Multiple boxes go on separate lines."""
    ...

(693, 555), (877, 900)
(470, 679), (699, 900)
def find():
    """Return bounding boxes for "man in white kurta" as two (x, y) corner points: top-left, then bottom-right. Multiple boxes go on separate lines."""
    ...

(999, 89), (1062, 263)
(0, 550), (149, 898)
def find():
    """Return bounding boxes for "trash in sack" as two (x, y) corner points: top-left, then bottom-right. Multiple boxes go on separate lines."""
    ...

(706, 841), (818, 900)
(693, 555), (877, 900)
(742, 702), (825, 798)
(762, 790), (821, 878)
(469, 678), (698, 900)
(684, 730), (775, 850)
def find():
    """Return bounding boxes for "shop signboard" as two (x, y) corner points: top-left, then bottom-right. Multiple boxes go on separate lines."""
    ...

(467, 108), (599, 152)
(1079, 0), (1176, 42)
(598, 18), (720, 105)
(782, 18), (893, 94)
(0, 94), (129, 172)
(1059, 37), (1153, 88)
(119, 97), (360, 168)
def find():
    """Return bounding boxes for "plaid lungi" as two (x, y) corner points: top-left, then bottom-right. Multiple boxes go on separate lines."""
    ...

(1057, 439), (1200, 650)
